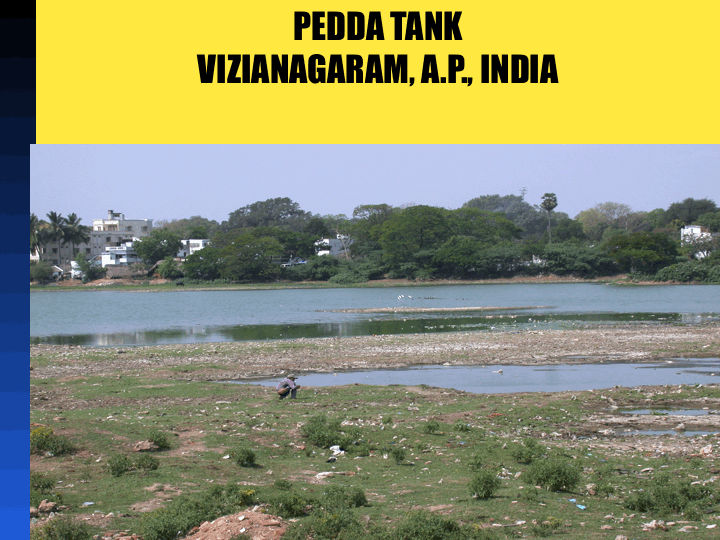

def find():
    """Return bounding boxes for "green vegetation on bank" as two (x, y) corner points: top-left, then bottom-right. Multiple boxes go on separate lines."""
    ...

(30, 369), (720, 539)
(32, 196), (720, 287)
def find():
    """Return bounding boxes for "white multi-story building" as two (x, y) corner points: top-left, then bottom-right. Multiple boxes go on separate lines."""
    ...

(177, 239), (211, 258)
(36, 210), (153, 268)
(91, 210), (153, 255)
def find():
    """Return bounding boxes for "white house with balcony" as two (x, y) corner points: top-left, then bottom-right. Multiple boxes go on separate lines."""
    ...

(100, 240), (142, 267)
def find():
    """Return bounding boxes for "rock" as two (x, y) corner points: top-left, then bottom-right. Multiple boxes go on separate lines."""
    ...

(614, 536), (628, 540)
(38, 500), (58, 513)
(601, 525), (613, 530)
(30, 507), (38, 518)
(133, 440), (159, 452)
(678, 525), (698, 532)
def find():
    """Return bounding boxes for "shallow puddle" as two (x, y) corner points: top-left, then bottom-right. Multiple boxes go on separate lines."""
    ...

(620, 409), (715, 416)
(229, 359), (720, 394)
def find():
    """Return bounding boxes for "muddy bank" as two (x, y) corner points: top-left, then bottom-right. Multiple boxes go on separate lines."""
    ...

(31, 322), (720, 382)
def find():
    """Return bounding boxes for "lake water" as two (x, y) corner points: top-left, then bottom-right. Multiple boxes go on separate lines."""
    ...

(31, 283), (720, 346)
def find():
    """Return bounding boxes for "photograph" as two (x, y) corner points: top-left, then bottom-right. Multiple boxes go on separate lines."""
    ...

(29, 144), (720, 539)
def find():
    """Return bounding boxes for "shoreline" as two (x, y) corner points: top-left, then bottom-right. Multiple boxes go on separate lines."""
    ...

(31, 321), (720, 382)
(30, 273), (706, 292)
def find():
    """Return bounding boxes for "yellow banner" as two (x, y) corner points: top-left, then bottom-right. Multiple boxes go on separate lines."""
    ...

(37, 1), (720, 143)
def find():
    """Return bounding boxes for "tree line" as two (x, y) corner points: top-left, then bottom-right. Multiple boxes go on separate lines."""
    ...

(31, 195), (720, 284)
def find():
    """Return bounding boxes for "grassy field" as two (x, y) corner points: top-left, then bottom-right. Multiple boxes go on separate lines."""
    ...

(30, 369), (720, 539)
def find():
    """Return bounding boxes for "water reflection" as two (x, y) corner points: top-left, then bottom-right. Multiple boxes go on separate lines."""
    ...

(29, 311), (700, 347)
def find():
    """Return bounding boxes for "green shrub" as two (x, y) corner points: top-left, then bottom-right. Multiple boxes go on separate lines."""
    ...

(30, 472), (55, 492)
(322, 485), (368, 509)
(30, 515), (90, 540)
(270, 492), (312, 518)
(301, 415), (343, 448)
(382, 416), (393, 425)
(30, 472), (62, 508)
(147, 429), (172, 451)
(510, 438), (543, 464)
(467, 453), (485, 472)
(30, 427), (75, 456)
(423, 420), (440, 434)
(231, 446), (257, 467)
(469, 471), (501, 500)
(274, 479), (293, 491)
(135, 453), (160, 472)
(283, 509), (364, 540)
(453, 420), (472, 433)
(390, 446), (406, 465)
(390, 512), (465, 540)
(139, 485), (257, 540)
(530, 517), (563, 537)
(526, 460), (581, 492)
(106, 454), (133, 477)
(625, 474), (716, 518)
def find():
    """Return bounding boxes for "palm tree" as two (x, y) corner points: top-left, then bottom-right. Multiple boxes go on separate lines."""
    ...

(30, 213), (40, 255)
(63, 213), (91, 262)
(540, 193), (558, 243)
(46, 211), (67, 265)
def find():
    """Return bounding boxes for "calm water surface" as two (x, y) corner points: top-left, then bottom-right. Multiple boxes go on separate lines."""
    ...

(235, 358), (720, 394)
(31, 283), (720, 346)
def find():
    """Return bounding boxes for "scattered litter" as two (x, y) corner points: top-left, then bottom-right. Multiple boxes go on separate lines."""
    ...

(81, 502), (94, 507)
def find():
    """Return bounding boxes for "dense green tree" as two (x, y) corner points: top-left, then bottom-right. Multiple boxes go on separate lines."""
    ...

(30, 261), (55, 284)
(182, 247), (222, 281)
(379, 205), (452, 267)
(448, 208), (522, 242)
(662, 198), (718, 226)
(157, 257), (184, 280)
(542, 243), (616, 277)
(74, 253), (107, 283)
(550, 217), (586, 243)
(158, 215), (219, 239)
(696, 211), (720, 233)
(540, 193), (558, 243)
(250, 227), (317, 259)
(223, 197), (311, 232)
(133, 229), (183, 265)
(463, 194), (545, 236)
(431, 236), (483, 277)
(218, 234), (283, 282)
(350, 203), (396, 256)
(303, 217), (334, 239)
(603, 232), (679, 274)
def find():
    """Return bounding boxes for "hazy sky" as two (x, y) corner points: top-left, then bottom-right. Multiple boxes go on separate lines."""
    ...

(30, 145), (719, 225)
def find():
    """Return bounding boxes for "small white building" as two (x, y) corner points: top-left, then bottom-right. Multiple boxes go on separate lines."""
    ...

(177, 239), (211, 259)
(100, 240), (141, 267)
(681, 225), (713, 259)
(315, 235), (353, 257)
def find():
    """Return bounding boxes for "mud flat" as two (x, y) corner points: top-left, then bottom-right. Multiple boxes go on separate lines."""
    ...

(31, 322), (720, 382)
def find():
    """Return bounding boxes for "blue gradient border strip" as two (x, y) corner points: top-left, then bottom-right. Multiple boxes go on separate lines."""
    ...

(1, 4), (34, 538)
